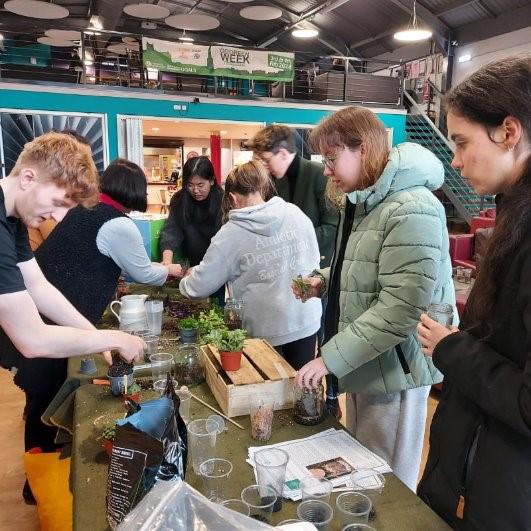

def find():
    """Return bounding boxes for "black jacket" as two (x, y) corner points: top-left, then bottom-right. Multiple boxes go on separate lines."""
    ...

(418, 225), (531, 530)
(275, 156), (338, 267)
(159, 187), (222, 267)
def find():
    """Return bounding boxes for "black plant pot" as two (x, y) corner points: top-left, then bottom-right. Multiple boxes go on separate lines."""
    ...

(179, 328), (198, 344)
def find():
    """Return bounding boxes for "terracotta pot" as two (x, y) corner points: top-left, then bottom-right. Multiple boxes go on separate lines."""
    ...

(123, 392), (140, 404)
(102, 439), (113, 456)
(220, 350), (242, 372)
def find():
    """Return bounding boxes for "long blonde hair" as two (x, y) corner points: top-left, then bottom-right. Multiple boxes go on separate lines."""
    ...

(310, 106), (389, 207)
(222, 160), (276, 221)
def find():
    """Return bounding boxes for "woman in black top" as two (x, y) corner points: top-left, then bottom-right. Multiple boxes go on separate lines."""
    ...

(160, 156), (223, 269)
(417, 56), (531, 530)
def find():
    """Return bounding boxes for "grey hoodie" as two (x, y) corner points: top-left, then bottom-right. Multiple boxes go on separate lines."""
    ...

(180, 196), (322, 346)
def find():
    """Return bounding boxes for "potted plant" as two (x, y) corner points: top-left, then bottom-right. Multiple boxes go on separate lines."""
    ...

(107, 355), (134, 396)
(178, 316), (199, 344)
(204, 328), (247, 372)
(123, 382), (141, 404)
(101, 424), (116, 456)
(197, 308), (227, 338)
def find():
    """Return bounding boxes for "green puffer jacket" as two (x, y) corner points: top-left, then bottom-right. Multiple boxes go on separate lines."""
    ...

(319, 142), (455, 394)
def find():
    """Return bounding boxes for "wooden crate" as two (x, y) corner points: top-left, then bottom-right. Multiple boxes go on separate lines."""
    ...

(201, 338), (296, 418)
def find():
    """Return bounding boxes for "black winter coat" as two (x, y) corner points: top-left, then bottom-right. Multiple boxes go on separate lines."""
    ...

(418, 226), (531, 530)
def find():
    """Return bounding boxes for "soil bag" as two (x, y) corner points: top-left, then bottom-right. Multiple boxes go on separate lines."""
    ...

(107, 376), (188, 529)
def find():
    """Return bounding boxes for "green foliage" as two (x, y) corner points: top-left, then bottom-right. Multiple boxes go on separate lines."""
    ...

(293, 275), (311, 296)
(204, 328), (247, 352)
(126, 382), (141, 394)
(102, 424), (116, 441)
(178, 316), (199, 330)
(198, 308), (227, 336)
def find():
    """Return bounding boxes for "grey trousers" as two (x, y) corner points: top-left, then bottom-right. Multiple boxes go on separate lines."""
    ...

(345, 385), (431, 492)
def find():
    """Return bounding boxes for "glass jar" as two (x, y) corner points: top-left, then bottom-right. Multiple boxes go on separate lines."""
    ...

(224, 298), (244, 330)
(174, 343), (205, 386)
(293, 383), (325, 425)
(427, 303), (453, 327)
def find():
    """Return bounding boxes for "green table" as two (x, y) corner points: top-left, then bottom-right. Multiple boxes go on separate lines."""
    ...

(72, 383), (450, 531)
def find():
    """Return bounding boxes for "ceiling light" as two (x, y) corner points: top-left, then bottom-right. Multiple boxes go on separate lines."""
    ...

(89, 15), (103, 30)
(152, 127), (160, 132)
(458, 53), (471, 63)
(292, 28), (318, 38)
(178, 32), (194, 42)
(394, 0), (432, 42)
(0, 34), (4, 41)
(220, 130), (228, 135)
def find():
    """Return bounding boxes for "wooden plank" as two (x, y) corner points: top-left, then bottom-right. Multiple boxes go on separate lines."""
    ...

(243, 338), (297, 380)
(206, 344), (264, 385)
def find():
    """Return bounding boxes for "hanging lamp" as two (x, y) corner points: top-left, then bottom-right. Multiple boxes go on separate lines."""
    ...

(394, 0), (432, 42)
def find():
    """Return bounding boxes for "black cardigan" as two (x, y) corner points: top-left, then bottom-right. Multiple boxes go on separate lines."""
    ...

(418, 224), (531, 530)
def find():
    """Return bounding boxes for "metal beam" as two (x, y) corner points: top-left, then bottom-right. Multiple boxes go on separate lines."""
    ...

(256, 0), (351, 48)
(435, 0), (476, 17)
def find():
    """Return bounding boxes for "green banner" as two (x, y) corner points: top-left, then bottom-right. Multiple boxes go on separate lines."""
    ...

(142, 37), (294, 82)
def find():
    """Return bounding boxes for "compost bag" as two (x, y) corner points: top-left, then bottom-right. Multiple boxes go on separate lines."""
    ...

(106, 376), (188, 529)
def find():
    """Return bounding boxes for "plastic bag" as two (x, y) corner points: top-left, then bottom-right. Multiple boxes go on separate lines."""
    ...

(107, 376), (187, 529)
(117, 480), (277, 530)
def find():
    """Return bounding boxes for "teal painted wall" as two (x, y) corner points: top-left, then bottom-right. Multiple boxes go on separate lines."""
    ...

(0, 86), (406, 160)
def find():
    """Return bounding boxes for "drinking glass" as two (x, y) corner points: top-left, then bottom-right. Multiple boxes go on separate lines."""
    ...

(250, 395), (275, 442)
(254, 447), (288, 512)
(199, 458), (232, 502)
(300, 476), (333, 502)
(336, 492), (372, 526)
(145, 300), (164, 335)
(187, 418), (218, 473)
(297, 500), (334, 530)
(149, 353), (173, 391)
(240, 484), (277, 524)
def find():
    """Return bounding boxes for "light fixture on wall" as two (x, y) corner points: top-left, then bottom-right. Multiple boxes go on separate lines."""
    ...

(394, 0), (432, 42)
(292, 27), (319, 38)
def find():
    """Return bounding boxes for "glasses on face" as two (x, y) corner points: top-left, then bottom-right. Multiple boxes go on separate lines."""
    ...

(322, 153), (339, 170)
(187, 182), (207, 192)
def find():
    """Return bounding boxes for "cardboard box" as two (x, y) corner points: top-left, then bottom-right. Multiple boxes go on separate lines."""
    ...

(201, 338), (296, 417)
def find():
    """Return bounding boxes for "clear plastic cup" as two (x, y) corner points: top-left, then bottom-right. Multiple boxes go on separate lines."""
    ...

(145, 300), (164, 335)
(149, 352), (173, 391)
(297, 499), (334, 530)
(199, 458), (232, 502)
(187, 418), (218, 473)
(341, 525), (377, 531)
(350, 469), (385, 520)
(220, 499), (250, 516)
(143, 334), (159, 362)
(176, 387), (192, 424)
(254, 447), (288, 512)
(427, 303), (453, 327)
(336, 492), (372, 526)
(250, 395), (275, 442)
(300, 476), (333, 502)
(463, 268), (472, 284)
(208, 414), (225, 434)
(240, 484), (277, 524)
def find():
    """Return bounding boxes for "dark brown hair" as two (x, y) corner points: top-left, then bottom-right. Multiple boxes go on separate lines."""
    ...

(249, 125), (296, 154)
(100, 158), (148, 212)
(222, 160), (276, 220)
(446, 55), (531, 331)
(309, 106), (389, 193)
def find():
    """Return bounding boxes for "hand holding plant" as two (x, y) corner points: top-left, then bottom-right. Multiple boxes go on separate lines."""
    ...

(292, 275), (322, 302)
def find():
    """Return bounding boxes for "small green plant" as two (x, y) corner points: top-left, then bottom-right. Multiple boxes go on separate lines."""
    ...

(293, 275), (311, 297)
(198, 308), (227, 336)
(102, 424), (116, 441)
(178, 316), (199, 330)
(204, 328), (247, 352)
(125, 382), (141, 394)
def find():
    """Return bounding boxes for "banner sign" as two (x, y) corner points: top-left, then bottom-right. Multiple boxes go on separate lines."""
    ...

(142, 37), (295, 82)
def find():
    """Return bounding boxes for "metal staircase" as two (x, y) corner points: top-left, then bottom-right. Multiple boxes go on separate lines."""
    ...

(403, 91), (495, 224)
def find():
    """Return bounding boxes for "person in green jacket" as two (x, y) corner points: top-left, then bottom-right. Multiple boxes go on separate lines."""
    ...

(250, 125), (338, 268)
(293, 106), (455, 491)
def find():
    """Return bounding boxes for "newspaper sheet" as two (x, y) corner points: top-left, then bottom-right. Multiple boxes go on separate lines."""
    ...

(248, 428), (391, 501)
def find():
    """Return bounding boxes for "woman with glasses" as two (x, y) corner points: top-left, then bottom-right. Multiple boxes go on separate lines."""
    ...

(179, 160), (322, 369)
(293, 106), (455, 491)
(160, 156), (223, 276)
